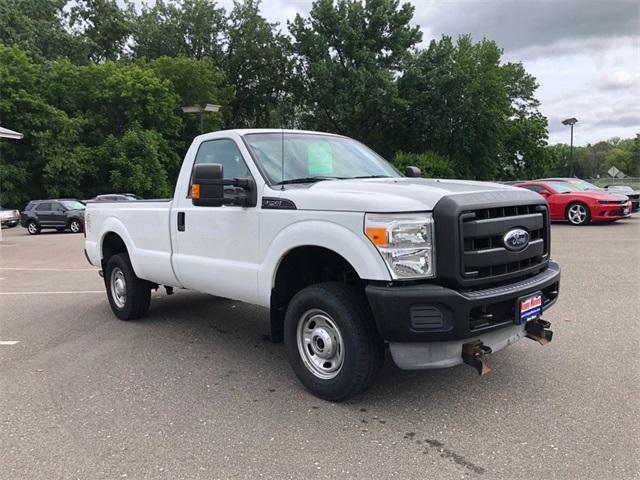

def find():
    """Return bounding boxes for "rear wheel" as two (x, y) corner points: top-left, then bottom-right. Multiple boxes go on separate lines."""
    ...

(566, 202), (590, 225)
(69, 218), (82, 233)
(105, 253), (151, 320)
(284, 282), (384, 401)
(26, 221), (40, 235)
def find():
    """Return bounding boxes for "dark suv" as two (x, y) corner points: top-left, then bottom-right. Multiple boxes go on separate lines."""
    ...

(20, 199), (86, 235)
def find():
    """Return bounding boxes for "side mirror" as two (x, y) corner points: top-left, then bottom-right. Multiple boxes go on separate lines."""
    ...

(539, 189), (551, 196)
(405, 166), (421, 178)
(191, 163), (256, 207)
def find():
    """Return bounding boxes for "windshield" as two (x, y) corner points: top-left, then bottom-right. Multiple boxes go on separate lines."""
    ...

(243, 133), (400, 184)
(567, 179), (600, 191)
(547, 182), (580, 193)
(60, 200), (85, 210)
(608, 186), (632, 192)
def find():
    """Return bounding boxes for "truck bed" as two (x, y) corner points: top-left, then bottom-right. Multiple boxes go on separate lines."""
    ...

(85, 200), (181, 287)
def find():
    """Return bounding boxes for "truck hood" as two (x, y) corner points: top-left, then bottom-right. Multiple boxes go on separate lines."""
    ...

(269, 178), (537, 212)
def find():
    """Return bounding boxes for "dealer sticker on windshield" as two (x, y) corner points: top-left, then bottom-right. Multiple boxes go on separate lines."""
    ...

(518, 293), (542, 324)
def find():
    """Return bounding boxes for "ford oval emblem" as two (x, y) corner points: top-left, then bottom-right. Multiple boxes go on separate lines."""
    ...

(503, 228), (530, 251)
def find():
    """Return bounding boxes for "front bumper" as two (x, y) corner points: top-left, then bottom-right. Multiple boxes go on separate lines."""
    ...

(1, 218), (19, 228)
(365, 260), (560, 343)
(591, 202), (633, 220)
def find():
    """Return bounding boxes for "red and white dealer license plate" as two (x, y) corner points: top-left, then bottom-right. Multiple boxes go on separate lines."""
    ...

(518, 293), (542, 324)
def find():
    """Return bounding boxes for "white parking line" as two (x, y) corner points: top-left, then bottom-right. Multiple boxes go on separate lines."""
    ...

(0, 291), (103, 295)
(0, 267), (97, 272)
(0, 341), (20, 345)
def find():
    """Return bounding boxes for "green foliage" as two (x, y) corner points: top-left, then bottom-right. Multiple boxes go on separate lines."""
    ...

(225, 0), (293, 127)
(289, 0), (422, 153)
(132, 0), (226, 60)
(0, 0), (81, 62)
(397, 35), (548, 180)
(102, 128), (176, 198)
(392, 151), (455, 178)
(2, 0), (637, 208)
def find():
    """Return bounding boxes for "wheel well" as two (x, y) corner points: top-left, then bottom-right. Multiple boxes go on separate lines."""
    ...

(102, 232), (128, 267)
(269, 246), (362, 342)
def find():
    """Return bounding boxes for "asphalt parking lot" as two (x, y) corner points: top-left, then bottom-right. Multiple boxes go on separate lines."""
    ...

(1, 219), (639, 480)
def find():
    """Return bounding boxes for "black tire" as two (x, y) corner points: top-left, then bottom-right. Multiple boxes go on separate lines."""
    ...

(69, 218), (83, 233)
(284, 282), (384, 401)
(566, 202), (591, 226)
(105, 253), (151, 321)
(26, 220), (40, 235)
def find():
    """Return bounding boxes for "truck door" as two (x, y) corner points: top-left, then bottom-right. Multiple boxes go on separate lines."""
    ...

(172, 138), (260, 303)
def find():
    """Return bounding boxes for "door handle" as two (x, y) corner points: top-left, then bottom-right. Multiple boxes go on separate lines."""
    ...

(177, 212), (185, 231)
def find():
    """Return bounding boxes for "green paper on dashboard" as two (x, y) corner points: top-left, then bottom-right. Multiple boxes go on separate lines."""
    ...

(308, 142), (333, 176)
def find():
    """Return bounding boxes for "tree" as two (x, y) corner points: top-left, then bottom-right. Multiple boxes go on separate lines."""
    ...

(289, 0), (422, 153)
(0, 45), (85, 206)
(151, 55), (231, 141)
(392, 151), (455, 178)
(69, 0), (134, 62)
(132, 0), (226, 60)
(397, 35), (547, 180)
(224, 0), (293, 128)
(0, 0), (82, 62)
(100, 127), (176, 198)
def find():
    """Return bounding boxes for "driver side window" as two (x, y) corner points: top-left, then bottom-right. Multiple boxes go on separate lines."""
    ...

(188, 139), (252, 197)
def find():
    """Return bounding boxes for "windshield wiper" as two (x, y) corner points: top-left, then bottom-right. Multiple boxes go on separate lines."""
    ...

(351, 175), (392, 179)
(274, 176), (343, 185)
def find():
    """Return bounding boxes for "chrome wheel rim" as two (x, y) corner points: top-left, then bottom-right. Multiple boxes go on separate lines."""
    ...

(70, 220), (80, 233)
(27, 223), (37, 234)
(110, 267), (127, 309)
(568, 204), (587, 224)
(296, 309), (345, 380)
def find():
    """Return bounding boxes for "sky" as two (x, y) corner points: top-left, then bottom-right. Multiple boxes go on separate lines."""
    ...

(217, 0), (640, 146)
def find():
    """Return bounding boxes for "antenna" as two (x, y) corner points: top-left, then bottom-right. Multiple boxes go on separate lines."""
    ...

(280, 127), (285, 190)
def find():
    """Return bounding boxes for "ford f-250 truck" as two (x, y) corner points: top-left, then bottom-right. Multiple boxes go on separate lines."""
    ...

(85, 129), (560, 400)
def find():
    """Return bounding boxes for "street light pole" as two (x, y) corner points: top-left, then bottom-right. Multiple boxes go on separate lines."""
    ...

(562, 117), (578, 175)
(181, 104), (222, 134)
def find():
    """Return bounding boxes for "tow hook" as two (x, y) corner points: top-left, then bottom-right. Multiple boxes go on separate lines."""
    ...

(461, 340), (492, 376)
(525, 318), (553, 345)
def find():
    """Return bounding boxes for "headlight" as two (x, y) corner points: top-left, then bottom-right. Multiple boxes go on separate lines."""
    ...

(365, 213), (435, 279)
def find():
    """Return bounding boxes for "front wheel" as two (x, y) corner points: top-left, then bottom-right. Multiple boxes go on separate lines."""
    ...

(105, 253), (151, 321)
(566, 202), (590, 225)
(284, 282), (384, 401)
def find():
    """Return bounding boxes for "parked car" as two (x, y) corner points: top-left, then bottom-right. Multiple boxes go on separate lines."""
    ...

(87, 193), (142, 202)
(1, 207), (20, 228)
(602, 185), (640, 211)
(85, 129), (561, 400)
(514, 180), (631, 225)
(20, 199), (86, 234)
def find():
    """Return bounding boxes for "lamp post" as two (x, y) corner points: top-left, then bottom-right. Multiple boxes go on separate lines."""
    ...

(562, 117), (578, 174)
(181, 104), (221, 133)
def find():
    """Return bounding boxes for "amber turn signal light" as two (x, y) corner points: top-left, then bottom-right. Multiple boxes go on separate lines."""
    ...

(191, 183), (200, 199)
(365, 227), (387, 247)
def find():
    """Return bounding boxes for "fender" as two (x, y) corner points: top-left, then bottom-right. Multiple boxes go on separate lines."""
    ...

(257, 219), (391, 307)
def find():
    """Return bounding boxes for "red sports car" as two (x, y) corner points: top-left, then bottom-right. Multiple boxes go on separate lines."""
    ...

(514, 180), (632, 225)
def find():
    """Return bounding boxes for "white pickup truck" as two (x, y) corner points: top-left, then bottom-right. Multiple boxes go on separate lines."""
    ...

(85, 129), (560, 400)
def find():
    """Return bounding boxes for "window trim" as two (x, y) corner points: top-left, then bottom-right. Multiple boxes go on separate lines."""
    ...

(187, 137), (255, 201)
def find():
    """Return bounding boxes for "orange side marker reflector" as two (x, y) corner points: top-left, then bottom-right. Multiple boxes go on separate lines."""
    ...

(365, 227), (387, 246)
(191, 183), (200, 199)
